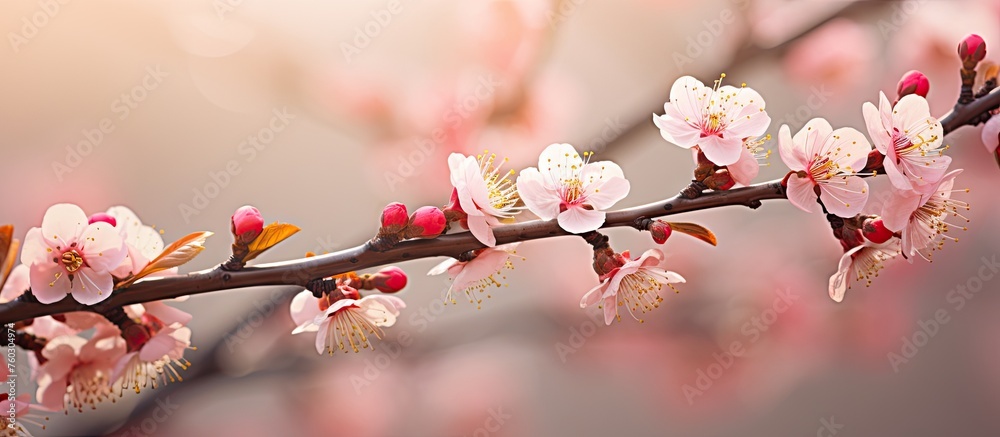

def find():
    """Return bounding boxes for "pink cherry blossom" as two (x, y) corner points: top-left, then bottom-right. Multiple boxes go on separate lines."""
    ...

(882, 170), (969, 261)
(104, 206), (167, 278)
(653, 75), (771, 166)
(427, 243), (522, 309)
(35, 325), (126, 412)
(579, 249), (685, 325)
(779, 118), (872, 218)
(291, 291), (405, 355)
(448, 152), (520, 247)
(20, 204), (128, 305)
(112, 306), (193, 394)
(516, 144), (630, 233)
(829, 239), (902, 302)
(725, 136), (772, 186)
(863, 92), (950, 193)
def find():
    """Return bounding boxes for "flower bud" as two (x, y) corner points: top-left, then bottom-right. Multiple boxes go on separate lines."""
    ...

(404, 206), (446, 239)
(862, 217), (893, 244)
(88, 212), (117, 227)
(231, 205), (264, 244)
(703, 169), (735, 191)
(380, 202), (409, 231)
(592, 246), (626, 278)
(896, 70), (930, 99)
(442, 188), (467, 222)
(649, 220), (672, 244)
(371, 266), (407, 293)
(959, 34), (986, 65)
(864, 149), (884, 173)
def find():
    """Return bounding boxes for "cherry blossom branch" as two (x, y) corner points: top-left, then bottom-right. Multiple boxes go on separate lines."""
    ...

(940, 87), (1000, 133)
(0, 181), (787, 325)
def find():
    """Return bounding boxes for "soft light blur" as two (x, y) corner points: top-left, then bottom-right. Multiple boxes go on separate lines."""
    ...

(3, 1), (1000, 436)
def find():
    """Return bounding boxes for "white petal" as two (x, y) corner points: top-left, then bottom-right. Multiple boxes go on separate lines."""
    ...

(785, 174), (820, 213)
(40, 204), (88, 249)
(557, 207), (606, 234)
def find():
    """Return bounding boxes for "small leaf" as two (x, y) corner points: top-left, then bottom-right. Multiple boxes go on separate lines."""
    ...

(667, 222), (717, 246)
(244, 223), (300, 262)
(0, 225), (18, 289)
(118, 231), (213, 288)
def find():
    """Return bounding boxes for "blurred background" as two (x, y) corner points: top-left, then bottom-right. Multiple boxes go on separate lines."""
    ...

(2, 0), (1000, 435)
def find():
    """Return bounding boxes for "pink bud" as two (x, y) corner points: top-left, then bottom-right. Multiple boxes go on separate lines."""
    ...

(232, 205), (264, 243)
(896, 70), (930, 99)
(380, 202), (409, 230)
(405, 206), (446, 239)
(372, 266), (408, 293)
(649, 220), (672, 244)
(88, 212), (117, 227)
(862, 218), (893, 244)
(442, 188), (468, 222)
(959, 34), (986, 64)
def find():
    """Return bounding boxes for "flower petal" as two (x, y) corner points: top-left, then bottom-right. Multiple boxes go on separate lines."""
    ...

(40, 204), (88, 249)
(29, 263), (70, 304)
(516, 168), (561, 220)
(79, 222), (127, 273)
(785, 174), (821, 214)
(70, 267), (114, 305)
(557, 207), (606, 234)
(466, 214), (497, 247)
(820, 176), (869, 218)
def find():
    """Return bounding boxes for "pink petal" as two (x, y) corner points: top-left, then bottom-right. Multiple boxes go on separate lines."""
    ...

(35, 373), (69, 411)
(901, 155), (952, 194)
(697, 134), (743, 166)
(725, 103), (771, 140)
(313, 319), (330, 354)
(785, 174), (821, 214)
(138, 330), (180, 362)
(653, 108), (701, 148)
(452, 248), (511, 291)
(821, 127), (871, 172)
(19, 228), (50, 266)
(70, 267), (114, 305)
(603, 295), (617, 325)
(882, 156), (913, 191)
(727, 147), (759, 186)
(794, 118), (834, 158)
(982, 116), (1000, 154)
(668, 76), (708, 122)
(828, 246), (863, 302)
(820, 176), (869, 218)
(537, 143), (584, 175)
(29, 263), (70, 304)
(289, 291), (321, 327)
(466, 214), (497, 247)
(881, 189), (922, 231)
(580, 160), (625, 183)
(427, 258), (459, 276)
(144, 301), (192, 326)
(585, 177), (630, 211)
(557, 207), (606, 234)
(580, 281), (607, 308)
(862, 101), (890, 154)
(516, 168), (561, 220)
(40, 204), (88, 249)
(893, 94), (933, 129)
(778, 124), (807, 171)
(79, 223), (127, 273)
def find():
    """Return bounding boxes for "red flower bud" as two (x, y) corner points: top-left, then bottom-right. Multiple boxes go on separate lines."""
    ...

(380, 202), (409, 231)
(896, 70), (930, 99)
(405, 206), (446, 239)
(862, 218), (893, 244)
(703, 169), (735, 191)
(231, 205), (264, 244)
(649, 220), (672, 244)
(88, 212), (117, 227)
(371, 266), (407, 293)
(959, 34), (987, 65)
(442, 188), (467, 222)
